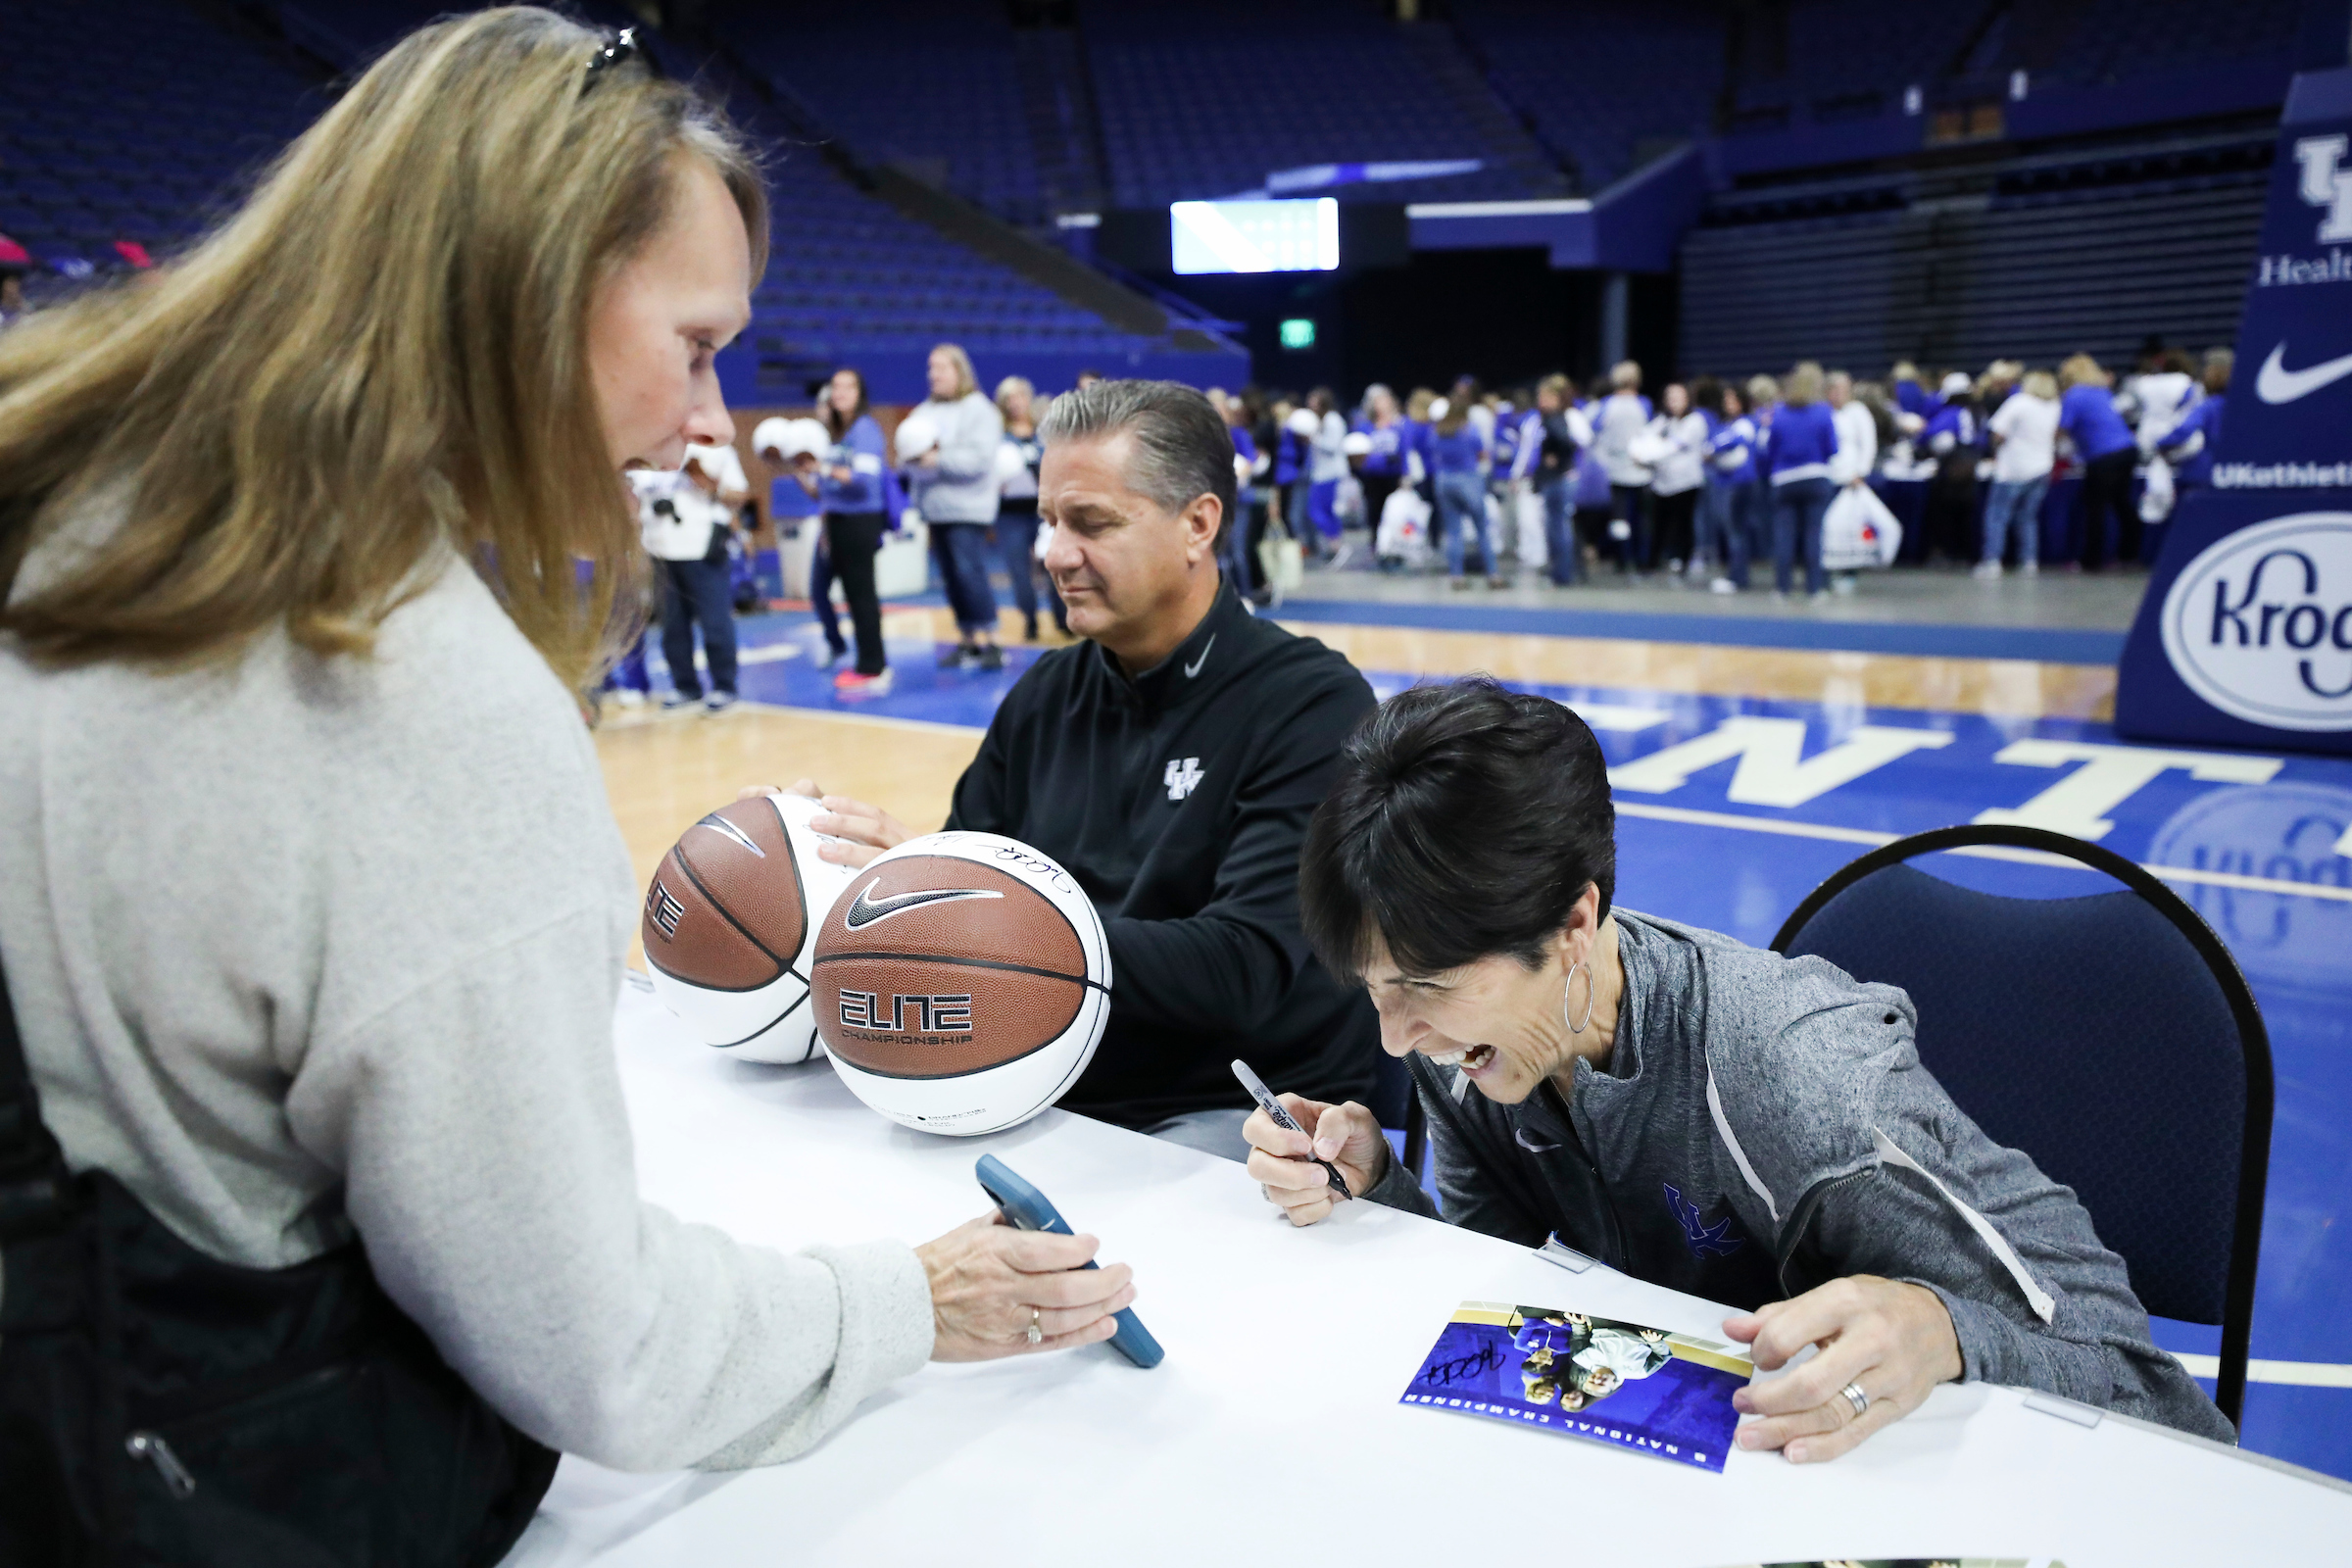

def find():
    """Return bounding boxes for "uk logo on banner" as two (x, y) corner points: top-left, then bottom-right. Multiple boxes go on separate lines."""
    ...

(2294, 135), (2352, 243)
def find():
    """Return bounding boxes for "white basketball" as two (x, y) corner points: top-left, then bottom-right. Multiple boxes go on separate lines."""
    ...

(642, 792), (857, 1065)
(784, 417), (831, 462)
(893, 407), (940, 463)
(812, 831), (1112, 1136)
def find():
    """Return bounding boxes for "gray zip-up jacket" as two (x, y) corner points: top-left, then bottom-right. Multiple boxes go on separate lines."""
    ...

(909, 391), (1004, 524)
(1363, 909), (2232, 1443)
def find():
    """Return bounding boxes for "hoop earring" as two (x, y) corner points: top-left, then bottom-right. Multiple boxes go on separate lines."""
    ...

(1563, 959), (1594, 1035)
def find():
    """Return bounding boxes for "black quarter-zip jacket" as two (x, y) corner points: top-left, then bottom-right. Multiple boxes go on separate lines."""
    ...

(946, 579), (1382, 1129)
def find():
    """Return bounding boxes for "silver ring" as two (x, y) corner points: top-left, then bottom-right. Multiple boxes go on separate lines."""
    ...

(1839, 1381), (1870, 1420)
(1025, 1307), (1043, 1347)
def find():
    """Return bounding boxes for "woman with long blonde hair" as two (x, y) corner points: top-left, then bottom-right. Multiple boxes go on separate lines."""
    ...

(0, 12), (1130, 1558)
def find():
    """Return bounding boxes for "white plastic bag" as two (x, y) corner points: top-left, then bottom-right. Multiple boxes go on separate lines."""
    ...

(1376, 486), (1432, 568)
(1514, 482), (1548, 570)
(2140, 457), (2176, 525)
(1820, 484), (1902, 570)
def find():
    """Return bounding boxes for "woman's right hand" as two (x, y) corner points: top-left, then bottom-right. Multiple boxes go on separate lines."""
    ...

(915, 1211), (1135, 1361)
(1244, 1095), (1391, 1227)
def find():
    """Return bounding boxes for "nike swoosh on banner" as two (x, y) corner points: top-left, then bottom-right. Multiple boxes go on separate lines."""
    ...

(1183, 633), (1217, 679)
(842, 882), (1005, 929)
(2254, 342), (2352, 405)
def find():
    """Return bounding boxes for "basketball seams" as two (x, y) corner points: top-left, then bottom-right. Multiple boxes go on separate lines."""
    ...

(808, 949), (1107, 993)
(666, 846), (794, 978)
(708, 976), (813, 1051)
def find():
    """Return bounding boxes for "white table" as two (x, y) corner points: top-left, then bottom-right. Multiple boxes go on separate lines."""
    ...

(507, 986), (2351, 1567)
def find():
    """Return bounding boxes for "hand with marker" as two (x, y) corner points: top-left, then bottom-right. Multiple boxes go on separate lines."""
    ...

(738, 781), (911, 870)
(1241, 1089), (1391, 1228)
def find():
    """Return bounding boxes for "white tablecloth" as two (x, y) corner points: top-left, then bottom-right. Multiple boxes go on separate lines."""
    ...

(506, 986), (2350, 1566)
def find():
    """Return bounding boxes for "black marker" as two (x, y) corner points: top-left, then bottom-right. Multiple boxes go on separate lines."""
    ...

(1232, 1057), (1351, 1200)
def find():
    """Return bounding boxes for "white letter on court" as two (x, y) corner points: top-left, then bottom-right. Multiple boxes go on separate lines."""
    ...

(1975, 739), (2282, 840)
(1606, 716), (1955, 808)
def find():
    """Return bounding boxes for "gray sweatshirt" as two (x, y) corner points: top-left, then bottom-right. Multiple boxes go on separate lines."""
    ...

(0, 519), (936, 1471)
(1363, 909), (2232, 1443)
(910, 390), (1005, 524)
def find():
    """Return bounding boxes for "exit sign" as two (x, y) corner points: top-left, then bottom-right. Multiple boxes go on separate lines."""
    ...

(1279, 318), (1316, 350)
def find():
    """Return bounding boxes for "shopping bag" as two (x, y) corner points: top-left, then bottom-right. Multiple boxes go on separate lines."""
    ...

(1258, 522), (1305, 594)
(1376, 486), (1432, 568)
(1514, 483), (1548, 571)
(2139, 457), (2176, 525)
(1821, 483), (1902, 570)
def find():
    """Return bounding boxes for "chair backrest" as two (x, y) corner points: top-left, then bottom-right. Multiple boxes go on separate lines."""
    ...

(1366, 1047), (1413, 1134)
(1772, 826), (2271, 1335)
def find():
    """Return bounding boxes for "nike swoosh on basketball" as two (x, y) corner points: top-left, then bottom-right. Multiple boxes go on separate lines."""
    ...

(1183, 633), (1216, 679)
(2254, 342), (2352, 405)
(842, 881), (1004, 929)
(693, 814), (764, 858)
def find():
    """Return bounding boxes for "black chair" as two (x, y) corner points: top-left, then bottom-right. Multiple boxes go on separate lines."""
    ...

(1368, 1051), (1428, 1189)
(1770, 823), (2272, 1430)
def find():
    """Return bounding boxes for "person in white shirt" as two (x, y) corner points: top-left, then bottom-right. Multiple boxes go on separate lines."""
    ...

(1980, 368), (2061, 578)
(0, 16), (1136, 1553)
(1643, 382), (1708, 576)
(1591, 360), (1654, 573)
(1822, 369), (1880, 594)
(634, 438), (749, 711)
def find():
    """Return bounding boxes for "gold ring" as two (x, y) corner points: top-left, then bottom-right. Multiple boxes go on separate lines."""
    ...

(1025, 1307), (1043, 1347)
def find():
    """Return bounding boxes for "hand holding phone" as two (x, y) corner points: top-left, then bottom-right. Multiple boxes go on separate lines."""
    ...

(974, 1155), (1163, 1369)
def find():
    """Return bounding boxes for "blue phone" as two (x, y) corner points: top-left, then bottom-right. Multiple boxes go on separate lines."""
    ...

(973, 1153), (1164, 1370)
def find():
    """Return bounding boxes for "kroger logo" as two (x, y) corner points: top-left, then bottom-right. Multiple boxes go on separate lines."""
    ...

(2160, 513), (2352, 732)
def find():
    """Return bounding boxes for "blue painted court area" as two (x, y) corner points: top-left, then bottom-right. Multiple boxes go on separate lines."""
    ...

(1271, 596), (2132, 664)
(707, 612), (2352, 1481)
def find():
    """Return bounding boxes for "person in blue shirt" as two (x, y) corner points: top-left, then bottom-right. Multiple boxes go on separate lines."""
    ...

(1429, 397), (1498, 588)
(2057, 354), (2139, 570)
(1702, 380), (1763, 593)
(1273, 399), (1310, 553)
(1530, 374), (1589, 587)
(793, 367), (892, 693)
(1890, 360), (1937, 420)
(1919, 370), (1983, 564)
(1404, 387), (1441, 502)
(1224, 396), (1265, 596)
(1764, 362), (1841, 598)
(2156, 350), (2230, 506)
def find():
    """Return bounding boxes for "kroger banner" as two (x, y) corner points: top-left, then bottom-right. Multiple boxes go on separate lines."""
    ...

(2117, 68), (2352, 755)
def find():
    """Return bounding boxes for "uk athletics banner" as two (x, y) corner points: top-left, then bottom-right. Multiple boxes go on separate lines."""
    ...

(2117, 67), (2352, 756)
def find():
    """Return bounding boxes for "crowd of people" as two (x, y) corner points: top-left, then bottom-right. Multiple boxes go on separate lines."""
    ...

(1212, 339), (2232, 604)
(602, 334), (2231, 715)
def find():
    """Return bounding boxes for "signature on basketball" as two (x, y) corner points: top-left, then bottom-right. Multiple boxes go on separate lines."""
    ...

(991, 845), (1074, 893)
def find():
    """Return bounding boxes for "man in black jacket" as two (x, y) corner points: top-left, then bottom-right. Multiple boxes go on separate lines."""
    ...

(788, 380), (1381, 1156)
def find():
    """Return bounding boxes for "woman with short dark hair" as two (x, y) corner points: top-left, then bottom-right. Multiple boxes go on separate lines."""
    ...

(1249, 679), (2230, 1463)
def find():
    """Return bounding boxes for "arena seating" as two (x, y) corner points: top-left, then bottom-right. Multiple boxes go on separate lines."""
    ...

(0, 0), (319, 284)
(713, 0), (1046, 226)
(0, 0), (1229, 403)
(1079, 0), (1569, 208)
(1447, 0), (1724, 192)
